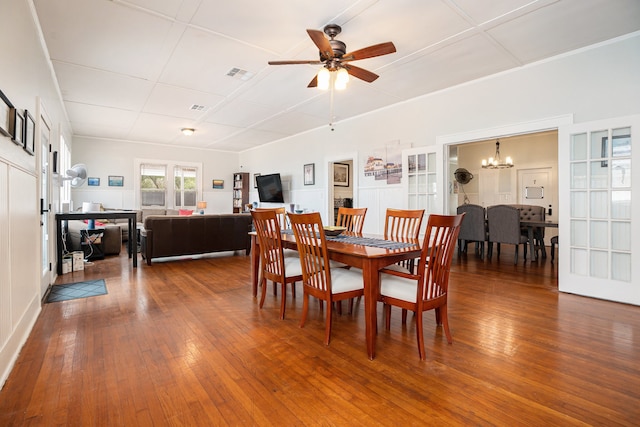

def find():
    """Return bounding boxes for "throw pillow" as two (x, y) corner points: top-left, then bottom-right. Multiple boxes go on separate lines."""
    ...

(179, 209), (193, 216)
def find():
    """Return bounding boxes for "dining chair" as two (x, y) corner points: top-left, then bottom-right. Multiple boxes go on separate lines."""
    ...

(254, 206), (290, 230)
(379, 213), (464, 360)
(456, 204), (487, 258)
(486, 205), (529, 264)
(335, 207), (367, 233)
(380, 208), (425, 322)
(251, 210), (303, 320)
(384, 208), (425, 244)
(288, 212), (364, 345)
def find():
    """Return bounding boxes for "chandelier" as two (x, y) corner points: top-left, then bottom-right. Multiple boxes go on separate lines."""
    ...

(481, 140), (513, 169)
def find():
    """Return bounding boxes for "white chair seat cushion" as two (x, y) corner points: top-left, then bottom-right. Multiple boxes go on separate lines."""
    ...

(283, 255), (303, 277)
(330, 267), (364, 294)
(381, 264), (413, 274)
(328, 260), (348, 269)
(380, 272), (418, 303)
(283, 248), (299, 257)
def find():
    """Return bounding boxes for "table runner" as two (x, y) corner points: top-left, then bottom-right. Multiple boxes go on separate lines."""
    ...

(282, 229), (417, 250)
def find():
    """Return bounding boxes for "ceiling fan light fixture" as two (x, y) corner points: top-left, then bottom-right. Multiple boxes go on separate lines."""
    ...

(317, 68), (330, 90)
(335, 68), (349, 90)
(181, 128), (195, 136)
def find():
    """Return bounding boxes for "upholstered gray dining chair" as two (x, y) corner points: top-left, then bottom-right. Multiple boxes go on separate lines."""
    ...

(456, 204), (487, 258)
(486, 205), (529, 264)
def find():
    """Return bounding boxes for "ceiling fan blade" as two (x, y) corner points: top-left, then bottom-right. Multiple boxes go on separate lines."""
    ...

(307, 29), (334, 60)
(342, 42), (396, 62)
(268, 60), (323, 65)
(344, 64), (379, 83)
(307, 75), (318, 88)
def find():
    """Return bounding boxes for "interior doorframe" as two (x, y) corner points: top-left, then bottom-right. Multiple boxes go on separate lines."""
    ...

(325, 152), (358, 225)
(437, 115), (573, 216)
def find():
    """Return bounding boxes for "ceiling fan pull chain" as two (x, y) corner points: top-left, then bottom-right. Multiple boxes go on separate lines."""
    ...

(329, 83), (335, 131)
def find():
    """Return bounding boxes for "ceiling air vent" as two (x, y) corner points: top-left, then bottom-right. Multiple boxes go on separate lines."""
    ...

(190, 104), (207, 111)
(226, 68), (254, 81)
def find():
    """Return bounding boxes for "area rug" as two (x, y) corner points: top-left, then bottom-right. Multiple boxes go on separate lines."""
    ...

(46, 279), (107, 303)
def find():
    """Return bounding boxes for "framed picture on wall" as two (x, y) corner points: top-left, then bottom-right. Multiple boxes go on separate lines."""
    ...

(333, 163), (349, 187)
(212, 179), (224, 189)
(0, 89), (13, 138)
(304, 163), (315, 185)
(108, 175), (124, 186)
(23, 110), (35, 155)
(10, 108), (24, 146)
(88, 177), (100, 186)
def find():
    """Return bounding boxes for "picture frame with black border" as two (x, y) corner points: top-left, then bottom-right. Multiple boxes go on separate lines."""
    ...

(108, 175), (124, 186)
(87, 177), (100, 186)
(0, 88), (14, 138)
(304, 163), (315, 186)
(23, 110), (35, 155)
(10, 108), (24, 146)
(212, 179), (224, 189)
(333, 163), (349, 187)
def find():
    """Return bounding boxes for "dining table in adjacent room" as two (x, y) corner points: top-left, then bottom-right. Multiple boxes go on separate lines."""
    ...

(520, 220), (559, 261)
(250, 230), (422, 360)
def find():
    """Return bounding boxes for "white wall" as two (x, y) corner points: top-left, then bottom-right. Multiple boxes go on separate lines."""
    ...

(0, 0), (73, 388)
(71, 137), (241, 213)
(239, 33), (640, 233)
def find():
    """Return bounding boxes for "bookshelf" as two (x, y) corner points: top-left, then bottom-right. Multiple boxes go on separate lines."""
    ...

(232, 172), (249, 213)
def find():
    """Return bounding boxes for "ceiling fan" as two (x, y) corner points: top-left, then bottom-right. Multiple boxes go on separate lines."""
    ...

(268, 24), (396, 88)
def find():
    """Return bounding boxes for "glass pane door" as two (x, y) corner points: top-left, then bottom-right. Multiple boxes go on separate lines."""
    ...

(560, 115), (638, 305)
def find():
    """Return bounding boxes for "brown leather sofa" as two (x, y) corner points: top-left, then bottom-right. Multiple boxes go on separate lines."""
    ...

(141, 213), (253, 265)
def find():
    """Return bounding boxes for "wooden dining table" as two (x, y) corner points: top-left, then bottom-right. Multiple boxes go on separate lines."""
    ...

(520, 220), (558, 261)
(250, 231), (422, 360)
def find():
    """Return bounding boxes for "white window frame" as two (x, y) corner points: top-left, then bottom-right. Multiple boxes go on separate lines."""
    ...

(134, 159), (202, 209)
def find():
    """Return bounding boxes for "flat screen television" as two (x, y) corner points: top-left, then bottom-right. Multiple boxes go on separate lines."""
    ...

(256, 173), (285, 203)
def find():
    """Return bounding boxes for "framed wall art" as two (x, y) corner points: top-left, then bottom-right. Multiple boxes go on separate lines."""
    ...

(333, 163), (349, 187)
(304, 163), (315, 185)
(87, 177), (100, 186)
(23, 110), (35, 155)
(0, 89), (15, 138)
(10, 108), (24, 146)
(108, 175), (124, 186)
(212, 179), (224, 189)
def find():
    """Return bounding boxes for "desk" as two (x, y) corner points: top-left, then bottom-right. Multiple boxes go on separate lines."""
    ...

(56, 211), (138, 275)
(251, 231), (421, 360)
(521, 220), (558, 261)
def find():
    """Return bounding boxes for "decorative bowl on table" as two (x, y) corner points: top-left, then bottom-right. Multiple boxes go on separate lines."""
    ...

(323, 226), (347, 236)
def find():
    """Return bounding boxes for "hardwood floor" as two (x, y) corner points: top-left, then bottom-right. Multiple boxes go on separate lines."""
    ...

(1, 247), (639, 425)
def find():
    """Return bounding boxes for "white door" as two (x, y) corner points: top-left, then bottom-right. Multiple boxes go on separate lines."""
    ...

(402, 145), (442, 234)
(518, 168), (557, 221)
(558, 114), (639, 305)
(39, 105), (52, 297)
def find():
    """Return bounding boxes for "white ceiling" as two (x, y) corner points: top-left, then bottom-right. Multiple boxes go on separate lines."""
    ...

(33, 0), (640, 152)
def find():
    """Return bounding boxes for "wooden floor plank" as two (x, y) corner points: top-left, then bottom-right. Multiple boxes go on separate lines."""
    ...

(1, 248), (639, 426)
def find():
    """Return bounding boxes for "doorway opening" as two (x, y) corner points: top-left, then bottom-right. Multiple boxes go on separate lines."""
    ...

(327, 156), (356, 225)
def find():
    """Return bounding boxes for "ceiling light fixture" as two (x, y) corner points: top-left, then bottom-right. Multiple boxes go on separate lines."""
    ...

(181, 128), (195, 136)
(316, 66), (349, 91)
(482, 140), (513, 169)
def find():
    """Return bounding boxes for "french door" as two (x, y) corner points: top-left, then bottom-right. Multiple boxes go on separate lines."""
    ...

(559, 115), (639, 305)
(402, 145), (442, 234)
